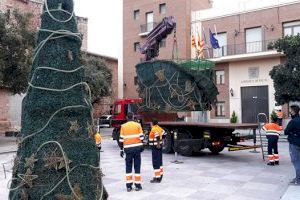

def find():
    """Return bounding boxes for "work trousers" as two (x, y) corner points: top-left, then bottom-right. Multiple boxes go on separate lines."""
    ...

(277, 118), (283, 126)
(125, 149), (141, 189)
(266, 135), (279, 162)
(289, 143), (300, 182)
(152, 146), (163, 178)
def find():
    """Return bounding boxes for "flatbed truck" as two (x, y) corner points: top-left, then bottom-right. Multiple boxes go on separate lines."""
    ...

(111, 98), (258, 156)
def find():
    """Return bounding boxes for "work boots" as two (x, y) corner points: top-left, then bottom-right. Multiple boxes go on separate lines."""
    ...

(135, 186), (142, 191)
(150, 178), (161, 183)
(267, 162), (275, 166)
(159, 175), (163, 182)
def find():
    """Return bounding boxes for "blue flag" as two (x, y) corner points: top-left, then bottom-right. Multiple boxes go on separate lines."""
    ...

(209, 29), (220, 49)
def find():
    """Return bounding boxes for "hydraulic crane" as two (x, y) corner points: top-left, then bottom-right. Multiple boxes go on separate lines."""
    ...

(139, 16), (176, 61)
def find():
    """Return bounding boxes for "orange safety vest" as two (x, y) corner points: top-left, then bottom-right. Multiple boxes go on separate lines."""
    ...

(119, 121), (144, 149)
(262, 123), (282, 136)
(149, 125), (165, 146)
(95, 132), (102, 148)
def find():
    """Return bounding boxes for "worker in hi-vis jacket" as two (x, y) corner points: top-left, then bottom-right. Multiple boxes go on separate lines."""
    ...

(149, 118), (165, 183)
(119, 112), (144, 192)
(262, 115), (282, 165)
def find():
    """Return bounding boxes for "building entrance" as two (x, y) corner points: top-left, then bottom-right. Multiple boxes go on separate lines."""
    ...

(241, 86), (269, 123)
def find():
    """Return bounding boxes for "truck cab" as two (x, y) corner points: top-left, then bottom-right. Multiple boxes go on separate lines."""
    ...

(111, 98), (142, 127)
(111, 98), (143, 142)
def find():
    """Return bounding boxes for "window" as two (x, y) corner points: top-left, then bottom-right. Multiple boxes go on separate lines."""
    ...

(248, 67), (259, 79)
(114, 104), (121, 115)
(215, 102), (225, 117)
(134, 76), (138, 85)
(215, 70), (225, 85)
(283, 21), (300, 36)
(159, 3), (166, 14)
(146, 12), (154, 32)
(134, 42), (140, 52)
(213, 32), (227, 58)
(246, 27), (262, 53)
(159, 38), (166, 48)
(134, 9), (140, 20)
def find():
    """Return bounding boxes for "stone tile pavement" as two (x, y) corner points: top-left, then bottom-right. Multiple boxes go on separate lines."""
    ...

(0, 135), (299, 199)
(101, 139), (296, 200)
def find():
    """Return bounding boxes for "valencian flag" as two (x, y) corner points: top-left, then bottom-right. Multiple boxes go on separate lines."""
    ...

(197, 31), (205, 59)
(191, 33), (196, 48)
(209, 28), (220, 49)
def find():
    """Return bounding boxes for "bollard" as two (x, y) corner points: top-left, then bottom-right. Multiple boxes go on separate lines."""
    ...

(171, 131), (183, 164)
(250, 128), (259, 153)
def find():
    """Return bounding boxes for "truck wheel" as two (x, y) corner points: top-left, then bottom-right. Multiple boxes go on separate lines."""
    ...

(176, 129), (193, 156)
(162, 129), (173, 154)
(177, 144), (193, 156)
(208, 139), (225, 154)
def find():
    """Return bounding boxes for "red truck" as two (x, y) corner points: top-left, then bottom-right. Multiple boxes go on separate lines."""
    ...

(111, 98), (258, 156)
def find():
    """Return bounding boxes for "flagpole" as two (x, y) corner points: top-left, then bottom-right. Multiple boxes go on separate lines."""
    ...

(195, 26), (198, 59)
(214, 24), (218, 37)
(202, 26), (210, 58)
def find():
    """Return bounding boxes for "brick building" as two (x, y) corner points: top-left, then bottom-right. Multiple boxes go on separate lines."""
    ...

(122, 0), (212, 99)
(0, 0), (118, 133)
(192, 0), (300, 123)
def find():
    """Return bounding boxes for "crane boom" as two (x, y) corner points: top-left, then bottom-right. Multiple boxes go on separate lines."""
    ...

(140, 16), (176, 61)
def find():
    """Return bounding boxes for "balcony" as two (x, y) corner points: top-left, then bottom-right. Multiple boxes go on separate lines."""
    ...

(139, 22), (158, 37)
(205, 39), (282, 62)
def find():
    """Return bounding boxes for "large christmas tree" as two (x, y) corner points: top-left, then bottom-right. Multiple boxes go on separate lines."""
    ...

(9, 0), (108, 199)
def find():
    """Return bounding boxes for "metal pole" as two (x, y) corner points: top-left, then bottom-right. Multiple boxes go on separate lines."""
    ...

(171, 131), (183, 164)
(250, 128), (259, 153)
(3, 163), (7, 179)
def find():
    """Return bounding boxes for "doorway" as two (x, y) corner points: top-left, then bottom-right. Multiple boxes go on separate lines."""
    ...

(241, 86), (269, 123)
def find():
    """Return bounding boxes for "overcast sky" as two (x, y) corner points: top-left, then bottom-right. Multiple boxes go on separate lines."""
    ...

(72, 0), (292, 59)
(73, 0), (122, 58)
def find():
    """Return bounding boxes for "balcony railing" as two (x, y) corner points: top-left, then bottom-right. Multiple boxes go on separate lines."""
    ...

(140, 22), (158, 35)
(204, 39), (277, 59)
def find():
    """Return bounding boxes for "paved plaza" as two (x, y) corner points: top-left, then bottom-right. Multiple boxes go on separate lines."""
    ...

(0, 132), (299, 199)
(101, 139), (295, 200)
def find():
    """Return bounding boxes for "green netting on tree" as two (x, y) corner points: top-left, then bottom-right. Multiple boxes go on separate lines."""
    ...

(9, 0), (108, 199)
(175, 59), (215, 71)
(136, 60), (218, 112)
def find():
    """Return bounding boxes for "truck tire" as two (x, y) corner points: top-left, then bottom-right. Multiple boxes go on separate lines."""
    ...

(162, 129), (173, 154)
(208, 139), (225, 154)
(176, 129), (193, 156)
(177, 143), (193, 156)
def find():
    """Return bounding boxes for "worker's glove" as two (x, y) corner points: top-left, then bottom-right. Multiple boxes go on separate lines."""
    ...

(120, 150), (124, 158)
(156, 143), (161, 149)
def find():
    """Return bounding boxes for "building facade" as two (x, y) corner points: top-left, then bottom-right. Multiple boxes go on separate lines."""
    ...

(123, 0), (212, 98)
(192, 0), (300, 123)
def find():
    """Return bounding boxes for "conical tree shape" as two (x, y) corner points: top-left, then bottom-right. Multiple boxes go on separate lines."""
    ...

(9, 0), (108, 199)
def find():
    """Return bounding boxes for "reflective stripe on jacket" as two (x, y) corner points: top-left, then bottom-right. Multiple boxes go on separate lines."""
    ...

(120, 121), (144, 149)
(262, 123), (282, 136)
(149, 125), (165, 146)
